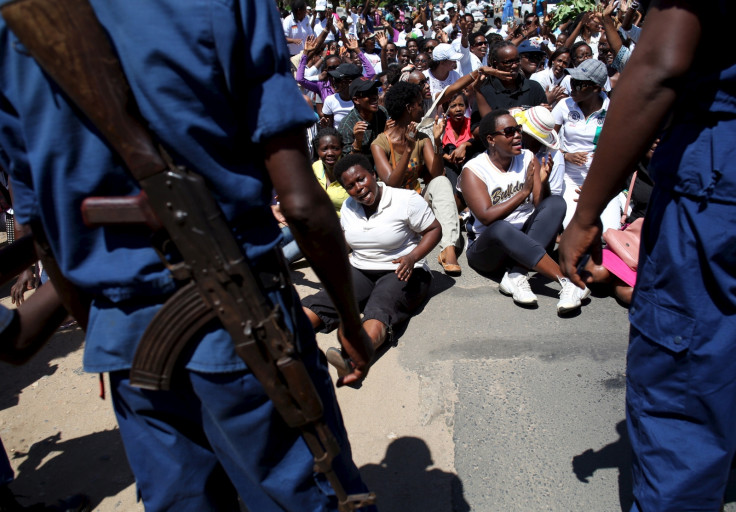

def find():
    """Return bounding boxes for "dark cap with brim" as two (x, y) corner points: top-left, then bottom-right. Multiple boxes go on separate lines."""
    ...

(349, 76), (379, 98)
(328, 63), (363, 80)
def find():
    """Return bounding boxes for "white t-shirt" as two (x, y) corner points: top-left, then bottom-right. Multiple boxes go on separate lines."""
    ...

(363, 52), (382, 72)
(322, 93), (354, 129)
(340, 183), (436, 271)
(574, 33), (602, 59)
(312, 15), (336, 42)
(551, 93), (610, 186)
(423, 68), (461, 98)
(530, 67), (565, 92)
(459, 150), (536, 232)
(452, 35), (487, 76)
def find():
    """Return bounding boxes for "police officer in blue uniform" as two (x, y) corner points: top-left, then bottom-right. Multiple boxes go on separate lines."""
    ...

(560, 1), (736, 510)
(0, 0), (375, 510)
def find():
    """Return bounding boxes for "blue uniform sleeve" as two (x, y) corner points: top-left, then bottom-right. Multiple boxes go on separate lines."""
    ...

(0, 101), (38, 225)
(213, 0), (315, 144)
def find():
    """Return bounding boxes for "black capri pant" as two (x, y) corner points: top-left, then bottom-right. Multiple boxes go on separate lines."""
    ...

(302, 265), (433, 332)
(466, 195), (565, 274)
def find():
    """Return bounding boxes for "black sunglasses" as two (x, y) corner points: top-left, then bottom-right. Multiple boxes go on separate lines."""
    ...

(498, 57), (520, 66)
(491, 125), (523, 137)
(571, 78), (597, 91)
(521, 53), (545, 62)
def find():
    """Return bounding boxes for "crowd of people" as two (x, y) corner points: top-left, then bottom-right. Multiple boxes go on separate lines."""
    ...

(274, 0), (650, 369)
(2, 0), (733, 510)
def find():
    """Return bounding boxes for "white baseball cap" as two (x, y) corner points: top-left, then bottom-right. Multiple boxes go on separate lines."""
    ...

(432, 43), (464, 62)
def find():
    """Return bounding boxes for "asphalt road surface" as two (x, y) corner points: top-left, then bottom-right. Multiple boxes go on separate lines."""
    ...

(3, 231), (736, 511)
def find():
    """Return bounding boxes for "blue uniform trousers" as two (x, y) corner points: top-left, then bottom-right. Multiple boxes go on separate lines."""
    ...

(109, 292), (371, 512)
(627, 187), (736, 511)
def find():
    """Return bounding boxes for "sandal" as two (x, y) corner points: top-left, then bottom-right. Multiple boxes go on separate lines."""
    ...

(325, 347), (352, 379)
(438, 247), (461, 275)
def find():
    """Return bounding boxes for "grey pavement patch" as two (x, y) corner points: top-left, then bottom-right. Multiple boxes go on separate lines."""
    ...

(453, 358), (631, 511)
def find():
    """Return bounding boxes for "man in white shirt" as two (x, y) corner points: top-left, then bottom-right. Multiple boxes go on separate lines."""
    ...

(454, 14), (488, 76)
(283, 0), (314, 56)
(312, 0), (337, 43)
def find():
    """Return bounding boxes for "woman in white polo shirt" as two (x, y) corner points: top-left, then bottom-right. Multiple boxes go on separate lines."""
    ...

(551, 58), (623, 232)
(302, 154), (441, 378)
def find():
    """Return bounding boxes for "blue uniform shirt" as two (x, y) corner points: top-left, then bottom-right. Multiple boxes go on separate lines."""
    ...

(0, 0), (316, 372)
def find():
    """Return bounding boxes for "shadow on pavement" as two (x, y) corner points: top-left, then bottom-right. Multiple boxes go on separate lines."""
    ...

(9, 429), (134, 509)
(0, 327), (85, 411)
(572, 420), (633, 511)
(360, 436), (469, 512)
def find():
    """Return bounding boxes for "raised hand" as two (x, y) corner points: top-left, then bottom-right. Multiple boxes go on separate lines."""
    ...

(432, 114), (446, 142)
(304, 35), (318, 55)
(376, 30), (389, 48)
(346, 35), (360, 52)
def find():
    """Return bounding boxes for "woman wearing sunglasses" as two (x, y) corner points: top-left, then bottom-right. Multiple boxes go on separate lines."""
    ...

(551, 58), (624, 233)
(459, 110), (590, 314)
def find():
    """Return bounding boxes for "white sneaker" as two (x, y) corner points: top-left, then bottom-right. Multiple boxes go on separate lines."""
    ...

(557, 277), (591, 314)
(499, 272), (538, 305)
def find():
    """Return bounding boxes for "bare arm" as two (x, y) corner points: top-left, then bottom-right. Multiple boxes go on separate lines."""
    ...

(392, 219), (442, 281)
(372, 130), (417, 187)
(565, 12), (588, 46)
(596, 3), (623, 57)
(0, 282), (68, 365)
(265, 128), (374, 387)
(422, 115), (447, 179)
(559, 1), (701, 288)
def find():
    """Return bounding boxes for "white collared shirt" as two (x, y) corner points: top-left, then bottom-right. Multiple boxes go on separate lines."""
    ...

(283, 13), (315, 56)
(551, 93), (610, 185)
(340, 183), (436, 270)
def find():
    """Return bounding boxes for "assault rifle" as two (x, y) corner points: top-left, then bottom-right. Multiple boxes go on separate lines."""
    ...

(0, 0), (374, 509)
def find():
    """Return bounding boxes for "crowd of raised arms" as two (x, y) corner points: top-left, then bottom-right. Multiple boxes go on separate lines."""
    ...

(269, 0), (648, 376)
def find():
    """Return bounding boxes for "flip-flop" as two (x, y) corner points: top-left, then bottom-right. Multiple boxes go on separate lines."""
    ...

(325, 348), (362, 389)
(438, 249), (461, 275)
(326, 347), (352, 378)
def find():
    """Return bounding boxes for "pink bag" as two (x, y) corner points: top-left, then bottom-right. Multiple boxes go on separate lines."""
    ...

(603, 218), (643, 271)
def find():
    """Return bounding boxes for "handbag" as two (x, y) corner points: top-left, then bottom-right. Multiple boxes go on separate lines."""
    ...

(602, 172), (642, 271)
(603, 217), (643, 271)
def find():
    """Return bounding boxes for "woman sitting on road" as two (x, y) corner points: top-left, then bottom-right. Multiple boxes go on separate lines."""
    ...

(459, 110), (590, 314)
(370, 81), (464, 275)
(302, 154), (441, 378)
(552, 58), (623, 233)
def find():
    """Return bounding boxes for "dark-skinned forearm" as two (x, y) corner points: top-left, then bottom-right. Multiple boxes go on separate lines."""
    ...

(408, 220), (442, 263)
(1, 282), (67, 365)
(264, 129), (364, 335)
(573, 2), (700, 226)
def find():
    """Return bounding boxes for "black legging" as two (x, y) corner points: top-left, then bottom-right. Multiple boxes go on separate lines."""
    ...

(466, 195), (565, 274)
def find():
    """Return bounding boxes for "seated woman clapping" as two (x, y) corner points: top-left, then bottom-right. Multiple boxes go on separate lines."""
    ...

(459, 110), (591, 314)
(302, 154), (442, 378)
(370, 81), (464, 275)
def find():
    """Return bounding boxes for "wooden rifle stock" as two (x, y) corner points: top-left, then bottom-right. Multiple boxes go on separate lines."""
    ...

(1, 0), (375, 508)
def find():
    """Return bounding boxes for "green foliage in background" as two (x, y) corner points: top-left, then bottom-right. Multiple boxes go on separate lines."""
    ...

(549, 0), (599, 30)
